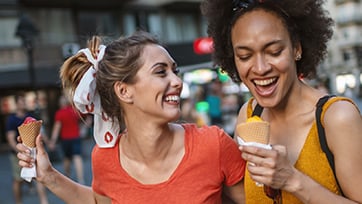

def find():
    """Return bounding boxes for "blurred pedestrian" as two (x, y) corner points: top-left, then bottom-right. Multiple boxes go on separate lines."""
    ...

(202, 0), (362, 203)
(206, 79), (223, 126)
(48, 94), (85, 184)
(5, 92), (49, 204)
(180, 97), (197, 123)
(16, 31), (245, 203)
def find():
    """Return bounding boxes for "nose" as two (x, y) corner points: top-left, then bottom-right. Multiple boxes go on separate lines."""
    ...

(171, 71), (183, 90)
(253, 54), (271, 74)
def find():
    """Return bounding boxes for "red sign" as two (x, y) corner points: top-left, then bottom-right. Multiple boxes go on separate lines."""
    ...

(193, 37), (214, 55)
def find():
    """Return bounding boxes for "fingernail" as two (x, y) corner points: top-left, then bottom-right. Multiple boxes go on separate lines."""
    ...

(249, 162), (256, 166)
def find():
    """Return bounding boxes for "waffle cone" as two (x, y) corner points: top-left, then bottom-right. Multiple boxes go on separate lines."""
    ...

(237, 121), (270, 144)
(18, 120), (42, 148)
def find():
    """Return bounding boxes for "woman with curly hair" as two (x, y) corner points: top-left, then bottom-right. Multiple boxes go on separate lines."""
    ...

(202, 0), (362, 203)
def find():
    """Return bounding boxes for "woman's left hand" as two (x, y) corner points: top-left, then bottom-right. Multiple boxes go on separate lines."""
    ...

(239, 144), (297, 190)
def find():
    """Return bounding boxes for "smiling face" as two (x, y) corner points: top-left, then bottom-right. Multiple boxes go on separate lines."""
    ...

(231, 9), (301, 107)
(125, 44), (183, 122)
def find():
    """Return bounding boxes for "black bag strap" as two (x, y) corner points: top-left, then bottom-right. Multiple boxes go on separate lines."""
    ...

(316, 95), (335, 173)
(316, 95), (344, 196)
(252, 103), (263, 117)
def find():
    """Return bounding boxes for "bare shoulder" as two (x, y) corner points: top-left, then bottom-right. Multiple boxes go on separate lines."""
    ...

(236, 100), (250, 124)
(324, 100), (362, 202)
(323, 98), (362, 155)
(324, 99), (361, 125)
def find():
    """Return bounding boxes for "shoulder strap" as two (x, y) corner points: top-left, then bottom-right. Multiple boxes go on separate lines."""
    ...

(315, 95), (344, 196)
(252, 103), (263, 117)
(316, 95), (335, 171)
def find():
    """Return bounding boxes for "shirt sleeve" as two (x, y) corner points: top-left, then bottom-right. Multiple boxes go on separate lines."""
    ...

(219, 130), (246, 186)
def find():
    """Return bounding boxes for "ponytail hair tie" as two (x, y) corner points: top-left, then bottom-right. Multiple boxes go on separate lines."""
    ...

(73, 45), (120, 148)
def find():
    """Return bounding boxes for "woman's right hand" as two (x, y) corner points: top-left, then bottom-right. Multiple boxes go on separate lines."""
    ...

(16, 134), (54, 184)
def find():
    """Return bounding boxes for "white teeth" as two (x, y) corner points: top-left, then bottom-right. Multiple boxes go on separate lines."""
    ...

(165, 95), (180, 103)
(254, 78), (276, 86)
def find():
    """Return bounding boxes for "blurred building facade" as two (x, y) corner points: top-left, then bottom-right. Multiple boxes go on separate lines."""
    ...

(0, 0), (361, 143)
(0, 0), (211, 143)
(321, 0), (362, 97)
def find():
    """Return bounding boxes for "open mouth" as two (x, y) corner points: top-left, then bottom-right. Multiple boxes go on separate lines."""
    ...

(253, 77), (278, 96)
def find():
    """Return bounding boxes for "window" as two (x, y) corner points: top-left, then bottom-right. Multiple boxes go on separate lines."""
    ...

(164, 13), (198, 43)
(123, 13), (137, 36)
(0, 17), (21, 46)
(78, 11), (120, 40)
(343, 51), (351, 61)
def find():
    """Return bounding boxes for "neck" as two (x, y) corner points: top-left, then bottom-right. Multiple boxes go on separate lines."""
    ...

(268, 81), (321, 120)
(120, 123), (175, 162)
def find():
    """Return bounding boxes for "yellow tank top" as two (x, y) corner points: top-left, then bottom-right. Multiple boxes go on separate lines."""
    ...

(244, 97), (353, 203)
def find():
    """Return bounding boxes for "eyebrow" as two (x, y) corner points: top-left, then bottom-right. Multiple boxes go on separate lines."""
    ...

(151, 61), (177, 69)
(234, 39), (283, 51)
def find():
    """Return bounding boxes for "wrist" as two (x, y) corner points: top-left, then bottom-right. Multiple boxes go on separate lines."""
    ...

(285, 170), (319, 203)
(284, 168), (303, 193)
(41, 167), (57, 187)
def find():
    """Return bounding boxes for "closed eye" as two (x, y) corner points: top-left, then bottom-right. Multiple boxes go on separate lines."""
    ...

(237, 54), (251, 62)
(155, 69), (167, 75)
(270, 49), (282, 57)
(173, 68), (180, 75)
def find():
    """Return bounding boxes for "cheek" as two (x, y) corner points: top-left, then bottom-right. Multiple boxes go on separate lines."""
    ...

(234, 58), (248, 80)
(274, 56), (296, 75)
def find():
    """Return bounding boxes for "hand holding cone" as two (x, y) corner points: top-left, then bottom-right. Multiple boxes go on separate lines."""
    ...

(236, 116), (282, 203)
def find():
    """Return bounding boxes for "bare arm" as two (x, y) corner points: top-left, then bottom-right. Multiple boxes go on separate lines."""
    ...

(17, 135), (107, 204)
(223, 180), (245, 204)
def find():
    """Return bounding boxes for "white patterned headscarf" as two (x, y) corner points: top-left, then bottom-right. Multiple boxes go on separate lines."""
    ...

(73, 45), (120, 148)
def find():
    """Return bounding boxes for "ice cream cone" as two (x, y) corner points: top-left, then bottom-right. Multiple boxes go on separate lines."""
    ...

(237, 116), (270, 144)
(18, 120), (42, 148)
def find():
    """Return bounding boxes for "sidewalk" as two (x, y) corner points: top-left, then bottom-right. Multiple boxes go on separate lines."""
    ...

(0, 138), (95, 204)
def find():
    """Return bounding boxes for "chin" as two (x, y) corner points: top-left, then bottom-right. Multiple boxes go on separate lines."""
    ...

(169, 112), (181, 121)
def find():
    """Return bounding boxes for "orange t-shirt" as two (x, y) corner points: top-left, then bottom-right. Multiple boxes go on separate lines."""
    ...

(92, 124), (245, 204)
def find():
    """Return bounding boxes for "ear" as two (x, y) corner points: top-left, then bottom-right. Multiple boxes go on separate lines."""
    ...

(114, 81), (133, 104)
(294, 42), (302, 61)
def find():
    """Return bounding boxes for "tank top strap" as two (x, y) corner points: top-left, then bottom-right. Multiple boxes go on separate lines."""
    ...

(246, 97), (255, 118)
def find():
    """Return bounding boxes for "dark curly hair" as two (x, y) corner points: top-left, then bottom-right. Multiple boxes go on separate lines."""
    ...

(201, 0), (334, 83)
